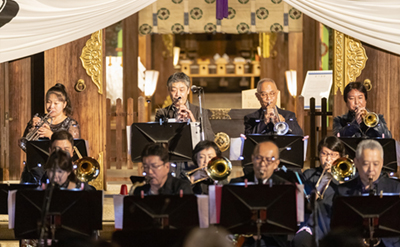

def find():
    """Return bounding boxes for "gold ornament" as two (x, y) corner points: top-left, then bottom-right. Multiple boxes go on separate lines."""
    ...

(80, 30), (103, 94)
(214, 132), (230, 152)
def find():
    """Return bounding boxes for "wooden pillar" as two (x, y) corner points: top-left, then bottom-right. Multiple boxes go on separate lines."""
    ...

(288, 32), (304, 98)
(260, 33), (289, 109)
(302, 14), (320, 77)
(152, 34), (175, 111)
(0, 62), (10, 180)
(6, 58), (32, 180)
(123, 13), (139, 118)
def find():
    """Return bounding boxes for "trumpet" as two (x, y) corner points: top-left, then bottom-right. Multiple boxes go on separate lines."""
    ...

(264, 103), (289, 135)
(357, 108), (379, 128)
(184, 157), (232, 184)
(19, 111), (53, 151)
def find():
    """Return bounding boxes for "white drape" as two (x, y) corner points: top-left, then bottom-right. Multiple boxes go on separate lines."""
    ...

(283, 0), (400, 56)
(0, 0), (156, 63)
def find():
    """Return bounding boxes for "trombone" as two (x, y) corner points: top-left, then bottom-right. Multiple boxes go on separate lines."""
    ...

(315, 157), (356, 199)
(73, 146), (100, 183)
(184, 157), (232, 184)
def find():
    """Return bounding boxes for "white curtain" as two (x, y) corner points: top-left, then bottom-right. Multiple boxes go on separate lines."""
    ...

(0, 0), (156, 63)
(283, 0), (400, 55)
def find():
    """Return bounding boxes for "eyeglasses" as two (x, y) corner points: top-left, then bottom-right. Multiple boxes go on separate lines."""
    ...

(254, 155), (277, 164)
(320, 151), (340, 159)
(142, 163), (165, 172)
(257, 91), (276, 98)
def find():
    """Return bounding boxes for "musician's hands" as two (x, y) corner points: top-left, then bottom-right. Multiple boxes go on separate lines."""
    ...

(31, 116), (41, 128)
(38, 123), (53, 139)
(263, 107), (284, 124)
(263, 107), (275, 124)
(354, 106), (365, 125)
(176, 104), (196, 122)
(190, 169), (208, 183)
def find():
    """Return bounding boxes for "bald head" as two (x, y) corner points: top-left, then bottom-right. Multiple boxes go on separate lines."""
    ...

(252, 141), (280, 180)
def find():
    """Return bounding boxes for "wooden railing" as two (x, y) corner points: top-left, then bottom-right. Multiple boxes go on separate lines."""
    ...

(106, 97), (141, 170)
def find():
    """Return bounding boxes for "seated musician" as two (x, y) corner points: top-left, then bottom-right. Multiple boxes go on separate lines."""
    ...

(155, 72), (215, 141)
(21, 130), (76, 183)
(337, 139), (400, 247)
(229, 141), (292, 247)
(244, 78), (303, 136)
(183, 140), (222, 194)
(134, 143), (193, 195)
(43, 149), (94, 190)
(19, 83), (80, 151)
(292, 136), (346, 247)
(333, 82), (391, 138)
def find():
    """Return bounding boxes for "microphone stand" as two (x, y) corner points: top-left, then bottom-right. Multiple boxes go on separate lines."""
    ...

(194, 89), (205, 141)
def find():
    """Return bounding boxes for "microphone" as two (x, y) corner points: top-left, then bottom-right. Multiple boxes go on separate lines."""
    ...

(191, 85), (203, 94)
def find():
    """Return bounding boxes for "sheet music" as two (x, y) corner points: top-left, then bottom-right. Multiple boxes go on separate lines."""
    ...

(296, 184), (304, 224)
(229, 137), (244, 161)
(8, 190), (17, 229)
(196, 195), (209, 228)
(113, 194), (125, 230)
(301, 70), (333, 109)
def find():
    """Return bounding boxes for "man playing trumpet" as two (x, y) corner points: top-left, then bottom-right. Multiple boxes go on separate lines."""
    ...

(155, 72), (215, 141)
(244, 78), (303, 135)
(333, 82), (392, 138)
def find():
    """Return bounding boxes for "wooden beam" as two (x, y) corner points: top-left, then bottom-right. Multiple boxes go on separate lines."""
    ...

(123, 13), (139, 114)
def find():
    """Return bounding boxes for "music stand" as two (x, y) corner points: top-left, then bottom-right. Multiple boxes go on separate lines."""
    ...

(0, 184), (37, 214)
(130, 122), (195, 162)
(14, 189), (102, 239)
(242, 134), (304, 169)
(331, 195), (400, 246)
(339, 137), (397, 172)
(219, 184), (298, 237)
(123, 195), (199, 230)
(26, 139), (88, 170)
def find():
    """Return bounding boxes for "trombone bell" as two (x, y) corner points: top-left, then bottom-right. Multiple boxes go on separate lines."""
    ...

(331, 157), (356, 182)
(75, 157), (100, 182)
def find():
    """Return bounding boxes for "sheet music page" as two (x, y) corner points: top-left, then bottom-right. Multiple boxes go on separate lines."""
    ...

(296, 184), (304, 224)
(8, 190), (17, 229)
(301, 70), (333, 109)
(196, 195), (209, 228)
(113, 195), (125, 230)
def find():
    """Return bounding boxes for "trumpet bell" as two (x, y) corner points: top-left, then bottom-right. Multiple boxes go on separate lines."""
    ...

(363, 112), (379, 128)
(207, 157), (232, 181)
(75, 157), (100, 182)
(274, 122), (289, 135)
(331, 157), (356, 182)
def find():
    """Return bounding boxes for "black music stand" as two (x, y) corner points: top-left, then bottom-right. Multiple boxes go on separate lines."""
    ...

(26, 139), (88, 170)
(339, 137), (397, 172)
(331, 195), (400, 247)
(0, 184), (37, 214)
(242, 134), (304, 169)
(219, 184), (298, 240)
(131, 122), (195, 162)
(14, 189), (102, 239)
(122, 194), (199, 230)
